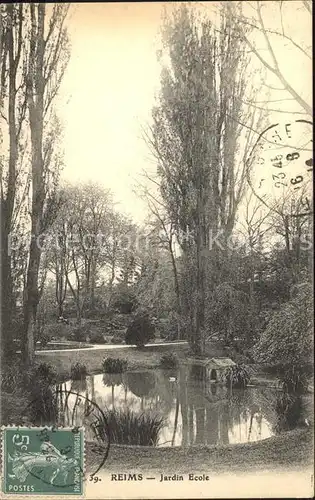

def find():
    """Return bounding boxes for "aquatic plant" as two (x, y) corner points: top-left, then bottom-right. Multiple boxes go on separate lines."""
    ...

(99, 408), (165, 446)
(70, 362), (87, 380)
(225, 364), (250, 389)
(274, 392), (303, 433)
(102, 357), (127, 374)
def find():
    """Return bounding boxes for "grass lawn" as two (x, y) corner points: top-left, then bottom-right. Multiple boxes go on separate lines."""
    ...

(86, 427), (313, 474)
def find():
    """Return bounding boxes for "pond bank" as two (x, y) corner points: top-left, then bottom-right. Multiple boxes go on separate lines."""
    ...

(36, 341), (226, 381)
(86, 427), (313, 474)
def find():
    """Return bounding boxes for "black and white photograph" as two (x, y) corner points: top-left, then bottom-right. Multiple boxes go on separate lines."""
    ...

(0, 1), (313, 498)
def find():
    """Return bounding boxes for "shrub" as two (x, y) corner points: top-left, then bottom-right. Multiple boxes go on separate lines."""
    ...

(33, 362), (58, 386)
(89, 331), (105, 344)
(110, 336), (124, 344)
(111, 287), (137, 314)
(70, 326), (88, 343)
(125, 313), (155, 347)
(253, 284), (313, 389)
(274, 393), (303, 433)
(45, 323), (71, 340)
(39, 334), (51, 348)
(102, 357), (127, 374)
(29, 385), (58, 426)
(1, 364), (22, 394)
(99, 408), (165, 446)
(160, 353), (178, 370)
(70, 362), (87, 380)
(225, 364), (250, 389)
(279, 367), (309, 394)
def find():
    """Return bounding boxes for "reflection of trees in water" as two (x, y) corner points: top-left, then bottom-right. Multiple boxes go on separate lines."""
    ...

(190, 364), (207, 381)
(51, 368), (285, 448)
(125, 372), (156, 397)
(178, 369), (275, 446)
(103, 374), (123, 408)
(205, 405), (219, 445)
(124, 372), (156, 411)
(179, 367), (189, 447)
(195, 408), (206, 444)
(154, 371), (177, 415)
(71, 378), (87, 394)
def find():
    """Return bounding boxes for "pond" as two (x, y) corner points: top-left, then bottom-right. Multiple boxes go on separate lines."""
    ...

(53, 366), (287, 447)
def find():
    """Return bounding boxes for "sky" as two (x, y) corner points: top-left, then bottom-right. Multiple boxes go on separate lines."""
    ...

(57, 1), (312, 224)
(58, 2), (167, 222)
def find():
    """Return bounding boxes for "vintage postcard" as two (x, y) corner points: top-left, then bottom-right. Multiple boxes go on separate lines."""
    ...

(0, 1), (313, 499)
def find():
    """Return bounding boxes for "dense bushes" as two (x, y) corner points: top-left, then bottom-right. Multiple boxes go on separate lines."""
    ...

(1, 361), (58, 394)
(70, 362), (87, 380)
(225, 364), (250, 389)
(110, 335), (125, 344)
(274, 393), (304, 432)
(102, 357), (127, 374)
(125, 313), (155, 347)
(44, 323), (71, 340)
(1, 363), (24, 393)
(111, 287), (137, 314)
(253, 284), (313, 393)
(88, 331), (105, 344)
(32, 362), (58, 386)
(70, 326), (88, 342)
(160, 353), (178, 369)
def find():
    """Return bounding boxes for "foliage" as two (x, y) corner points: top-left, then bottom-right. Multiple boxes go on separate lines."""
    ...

(110, 336), (125, 345)
(99, 408), (165, 446)
(207, 283), (250, 345)
(38, 334), (51, 348)
(273, 393), (304, 433)
(125, 372), (156, 398)
(70, 326), (88, 343)
(278, 368), (309, 395)
(1, 364), (23, 394)
(125, 313), (155, 347)
(102, 373), (123, 388)
(32, 363), (58, 387)
(160, 353), (178, 370)
(147, 4), (261, 355)
(70, 363), (87, 380)
(1, 360), (58, 396)
(102, 357), (127, 374)
(253, 284), (313, 392)
(44, 322), (71, 340)
(225, 364), (250, 389)
(88, 331), (105, 344)
(111, 286), (137, 314)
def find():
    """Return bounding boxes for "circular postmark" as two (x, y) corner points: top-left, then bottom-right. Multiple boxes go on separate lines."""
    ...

(247, 119), (313, 217)
(16, 388), (110, 489)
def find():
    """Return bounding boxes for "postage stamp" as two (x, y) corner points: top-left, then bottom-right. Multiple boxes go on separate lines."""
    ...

(1, 426), (84, 496)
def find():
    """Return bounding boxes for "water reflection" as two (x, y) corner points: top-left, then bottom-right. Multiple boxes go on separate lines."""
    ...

(54, 365), (280, 447)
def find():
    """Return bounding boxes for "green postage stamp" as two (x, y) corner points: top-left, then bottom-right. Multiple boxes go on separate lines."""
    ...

(1, 426), (84, 496)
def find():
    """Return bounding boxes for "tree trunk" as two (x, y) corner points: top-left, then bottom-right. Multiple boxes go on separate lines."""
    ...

(0, 5), (22, 359)
(23, 237), (42, 364)
(1, 227), (14, 358)
(21, 4), (47, 365)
